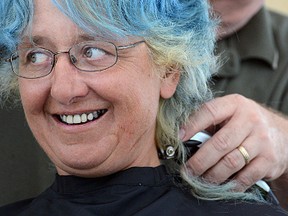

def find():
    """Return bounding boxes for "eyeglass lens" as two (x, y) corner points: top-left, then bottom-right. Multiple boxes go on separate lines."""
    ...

(10, 41), (119, 79)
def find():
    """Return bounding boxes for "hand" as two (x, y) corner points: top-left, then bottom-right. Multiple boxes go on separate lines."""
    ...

(181, 94), (288, 191)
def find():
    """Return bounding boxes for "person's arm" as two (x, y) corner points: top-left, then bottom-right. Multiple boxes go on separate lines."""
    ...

(182, 94), (288, 204)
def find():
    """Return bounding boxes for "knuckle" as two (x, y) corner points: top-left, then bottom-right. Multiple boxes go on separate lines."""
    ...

(231, 93), (244, 102)
(231, 94), (265, 123)
(230, 94), (247, 106)
(204, 170), (222, 183)
(188, 155), (208, 175)
(266, 153), (278, 165)
(222, 152), (242, 170)
(259, 157), (277, 179)
(237, 168), (263, 188)
(211, 133), (230, 152)
(245, 106), (269, 127)
(249, 113), (266, 127)
(264, 173), (274, 181)
(187, 120), (199, 132)
(237, 174), (255, 188)
(257, 129), (270, 141)
(202, 101), (219, 120)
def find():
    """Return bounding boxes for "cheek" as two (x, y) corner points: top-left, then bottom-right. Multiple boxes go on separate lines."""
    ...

(91, 65), (161, 136)
(19, 80), (50, 114)
(107, 68), (161, 109)
(112, 77), (161, 131)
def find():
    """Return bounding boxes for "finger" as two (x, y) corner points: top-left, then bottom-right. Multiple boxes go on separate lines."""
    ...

(202, 141), (259, 184)
(233, 157), (269, 192)
(181, 96), (239, 141)
(186, 121), (252, 176)
(182, 95), (259, 141)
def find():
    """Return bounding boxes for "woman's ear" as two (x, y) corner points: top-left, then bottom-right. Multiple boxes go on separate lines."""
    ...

(160, 67), (180, 99)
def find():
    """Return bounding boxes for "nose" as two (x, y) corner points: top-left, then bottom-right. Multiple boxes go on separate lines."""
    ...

(50, 54), (89, 105)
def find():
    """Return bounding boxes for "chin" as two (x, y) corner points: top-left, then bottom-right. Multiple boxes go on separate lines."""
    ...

(54, 155), (122, 177)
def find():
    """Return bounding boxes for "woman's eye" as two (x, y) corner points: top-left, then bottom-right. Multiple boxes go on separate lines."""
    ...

(27, 52), (49, 64)
(84, 47), (106, 60)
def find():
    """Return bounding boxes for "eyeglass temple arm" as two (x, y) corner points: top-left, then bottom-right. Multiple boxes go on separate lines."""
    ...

(1, 56), (17, 62)
(117, 40), (145, 50)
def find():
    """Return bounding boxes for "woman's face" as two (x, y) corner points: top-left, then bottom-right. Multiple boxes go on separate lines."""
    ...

(19, 0), (179, 177)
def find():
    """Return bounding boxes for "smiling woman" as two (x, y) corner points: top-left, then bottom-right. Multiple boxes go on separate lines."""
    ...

(0, 0), (287, 215)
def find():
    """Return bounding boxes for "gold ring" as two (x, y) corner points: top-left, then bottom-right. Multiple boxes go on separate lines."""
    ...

(237, 146), (250, 165)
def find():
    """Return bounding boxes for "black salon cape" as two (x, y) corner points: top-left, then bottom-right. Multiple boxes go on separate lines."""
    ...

(0, 166), (287, 216)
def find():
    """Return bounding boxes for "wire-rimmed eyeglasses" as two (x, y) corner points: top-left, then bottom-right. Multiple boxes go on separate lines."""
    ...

(5, 40), (145, 79)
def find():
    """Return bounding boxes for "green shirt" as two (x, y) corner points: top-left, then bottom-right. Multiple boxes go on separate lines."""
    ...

(213, 7), (288, 114)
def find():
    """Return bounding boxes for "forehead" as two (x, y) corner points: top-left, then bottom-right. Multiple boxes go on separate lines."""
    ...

(29, 0), (128, 48)
(29, 0), (86, 47)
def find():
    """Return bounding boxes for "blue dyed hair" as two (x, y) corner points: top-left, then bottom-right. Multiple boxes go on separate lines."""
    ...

(0, 0), (263, 201)
(0, 1), (33, 101)
(0, 1), (33, 58)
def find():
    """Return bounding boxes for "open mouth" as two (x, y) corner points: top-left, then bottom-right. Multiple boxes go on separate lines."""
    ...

(58, 109), (107, 125)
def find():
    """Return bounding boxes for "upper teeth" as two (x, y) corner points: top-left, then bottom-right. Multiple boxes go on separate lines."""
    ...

(60, 110), (105, 125)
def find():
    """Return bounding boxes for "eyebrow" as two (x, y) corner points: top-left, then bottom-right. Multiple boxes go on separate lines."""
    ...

(20, 36), (51, 48)
(78, 34), (97, 41)
(20, 34), (99, 48)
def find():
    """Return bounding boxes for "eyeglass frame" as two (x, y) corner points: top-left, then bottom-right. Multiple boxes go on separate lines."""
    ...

(5, 40), (145, 79)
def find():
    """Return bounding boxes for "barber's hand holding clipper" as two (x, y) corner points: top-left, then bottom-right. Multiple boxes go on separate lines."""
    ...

(181, 95), (288, 205)
(184, 131), (279, 205)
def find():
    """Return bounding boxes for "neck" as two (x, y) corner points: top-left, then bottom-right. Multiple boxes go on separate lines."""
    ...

(210, 0), (265, 40)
